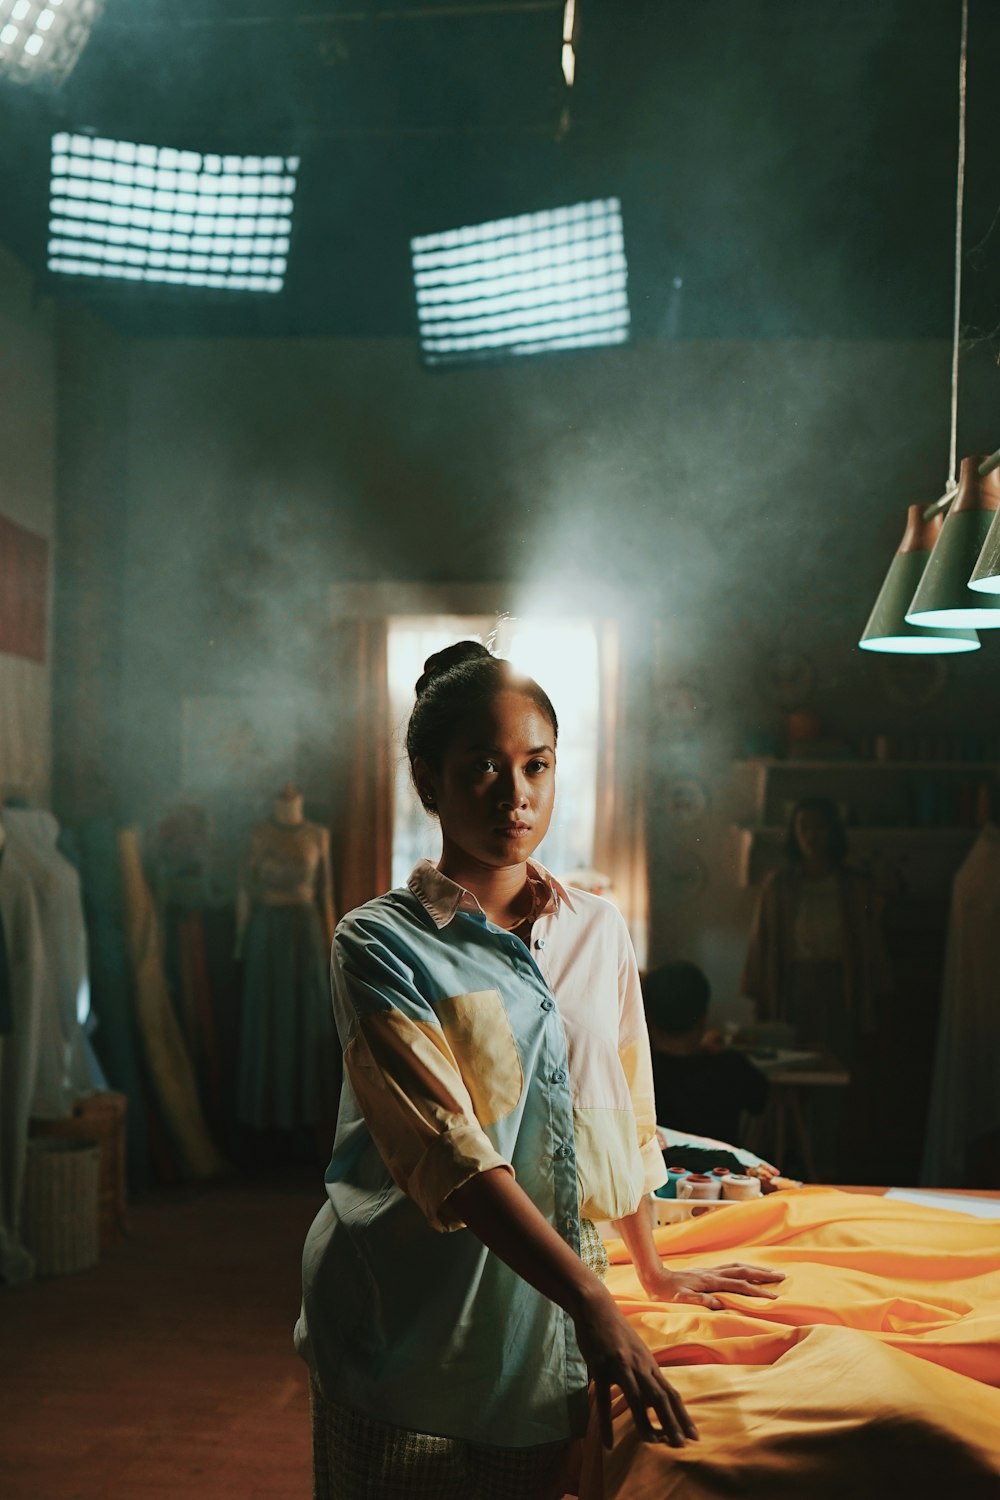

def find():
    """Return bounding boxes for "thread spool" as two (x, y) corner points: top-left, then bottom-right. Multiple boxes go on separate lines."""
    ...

(677, 1173), (722, 1202)
(721, 1174), (762, 1202)
(655, 1167), (689, 1200)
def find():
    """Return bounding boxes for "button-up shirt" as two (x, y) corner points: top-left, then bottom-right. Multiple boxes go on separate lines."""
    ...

(294, 859), (665, 1448)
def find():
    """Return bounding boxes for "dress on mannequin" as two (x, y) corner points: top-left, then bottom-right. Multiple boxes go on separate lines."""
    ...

(236, 786), (338, 1131)
(922, 821), (1000, 1186)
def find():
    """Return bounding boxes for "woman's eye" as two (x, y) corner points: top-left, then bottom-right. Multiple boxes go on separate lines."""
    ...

(475, 758), (499, 774)
(527, 759), (551, 774)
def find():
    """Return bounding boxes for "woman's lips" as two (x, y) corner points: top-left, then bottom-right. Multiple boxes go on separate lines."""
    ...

(496, 824), (531, 839)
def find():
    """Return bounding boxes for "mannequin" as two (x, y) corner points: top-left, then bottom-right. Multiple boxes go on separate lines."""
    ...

(236, 784), (339, 1138)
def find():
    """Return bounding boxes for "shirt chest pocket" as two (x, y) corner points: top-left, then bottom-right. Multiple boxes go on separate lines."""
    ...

(435, 989), (524, 1128)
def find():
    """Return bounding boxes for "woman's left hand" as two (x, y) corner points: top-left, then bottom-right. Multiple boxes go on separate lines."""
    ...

(642, 1263), (785, 1309)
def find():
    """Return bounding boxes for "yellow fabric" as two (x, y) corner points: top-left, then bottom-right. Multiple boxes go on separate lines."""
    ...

(434, 989), (524, 1127)
(345, 1010), (511, 1230)
(573, 1108), (648, 1222)
(615, 1038), (665, 1194)
(578, 1188), (1000, 1499)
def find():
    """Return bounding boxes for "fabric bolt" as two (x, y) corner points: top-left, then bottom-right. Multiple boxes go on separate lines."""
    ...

(117, 827), (227, 1180)
(295, 859), (663, 1450)
(238, 904), (339, 1129)
(578, 1188), (1000, 1500)
(923, 822), (1000, 1187)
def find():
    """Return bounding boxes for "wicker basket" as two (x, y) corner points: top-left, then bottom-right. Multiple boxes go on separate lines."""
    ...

(30, 1091), (128, 1248)
(22, 1138), (101, 1275)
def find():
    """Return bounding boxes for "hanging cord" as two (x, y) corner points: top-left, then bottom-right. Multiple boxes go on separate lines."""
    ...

(948, 0), (968, 490)
(925, 0), (971, 518)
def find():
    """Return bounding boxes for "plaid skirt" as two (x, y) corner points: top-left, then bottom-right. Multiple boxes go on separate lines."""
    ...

(310, 1219), (608, 1500)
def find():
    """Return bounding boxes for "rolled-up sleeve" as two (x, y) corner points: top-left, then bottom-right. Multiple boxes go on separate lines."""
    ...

(334, 921), (513, 1231)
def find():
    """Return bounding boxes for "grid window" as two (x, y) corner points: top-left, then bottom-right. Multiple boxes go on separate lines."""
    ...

(47, 132), (300, 294)
(0, 0), (103, 86)
(410, 199), (630, 367)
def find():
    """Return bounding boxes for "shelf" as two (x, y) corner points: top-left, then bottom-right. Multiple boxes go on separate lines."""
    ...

(735, 758), (999, 773)
(736, 824), (978, 841)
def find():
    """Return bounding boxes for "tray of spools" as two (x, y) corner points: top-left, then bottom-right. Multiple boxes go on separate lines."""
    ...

(652, 1165), (794, 1223)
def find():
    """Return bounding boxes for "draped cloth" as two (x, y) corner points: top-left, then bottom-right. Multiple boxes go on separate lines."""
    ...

(330, 619), (392, 919)
(580, 1188), (1000, 1499)
(117, 828), (227, 1179)
(922, 823), (1000, 1188)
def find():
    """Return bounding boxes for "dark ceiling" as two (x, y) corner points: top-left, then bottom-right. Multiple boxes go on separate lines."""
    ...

(1, 0), (998, 344)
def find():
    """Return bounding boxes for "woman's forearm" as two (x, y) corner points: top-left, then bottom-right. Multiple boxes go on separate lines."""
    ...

(612, 1197), (666, 1295)
(446, 1166), (610, 1320)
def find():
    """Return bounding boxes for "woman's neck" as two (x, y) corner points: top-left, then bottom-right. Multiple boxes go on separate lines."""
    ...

(437, 841), (531, 925)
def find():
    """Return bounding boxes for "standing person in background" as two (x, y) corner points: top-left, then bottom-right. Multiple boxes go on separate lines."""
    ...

(741, 796), (889, 1059)
(295, 641), (783, 1500)
(741, 796), (890, 1177)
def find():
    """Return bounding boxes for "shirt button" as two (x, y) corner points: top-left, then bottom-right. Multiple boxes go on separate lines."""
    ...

(540, 996), (555, 1012)
(553, 1143), (571, 1160)
(534, 937), (546, 950)
(561, 1217), (576, 1235)
(550, 1067), (568, 1085)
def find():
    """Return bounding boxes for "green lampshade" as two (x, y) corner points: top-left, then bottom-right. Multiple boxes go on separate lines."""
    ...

(906, 457), (1000, 629)
(859, 505), (979, 654)
(968, 505), (1000, 594)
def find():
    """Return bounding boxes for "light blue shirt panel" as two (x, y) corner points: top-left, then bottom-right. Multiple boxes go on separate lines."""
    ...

(295, 888), (589, 1447)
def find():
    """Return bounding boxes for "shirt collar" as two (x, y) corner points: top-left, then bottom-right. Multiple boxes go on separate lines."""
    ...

(406, 857), (576, 930)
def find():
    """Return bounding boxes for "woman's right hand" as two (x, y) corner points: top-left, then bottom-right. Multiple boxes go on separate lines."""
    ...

(571, 1285), (699, 1450)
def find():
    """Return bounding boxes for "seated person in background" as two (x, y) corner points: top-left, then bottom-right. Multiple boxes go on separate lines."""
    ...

(645, 961), (769, 1146)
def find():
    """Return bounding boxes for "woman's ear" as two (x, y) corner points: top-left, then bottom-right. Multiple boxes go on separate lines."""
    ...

(412, 758), (438, 813)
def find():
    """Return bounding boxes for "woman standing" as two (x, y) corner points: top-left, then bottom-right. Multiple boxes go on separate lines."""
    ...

(741, 796), (890, 1059)
(296, 642), (782, 1499)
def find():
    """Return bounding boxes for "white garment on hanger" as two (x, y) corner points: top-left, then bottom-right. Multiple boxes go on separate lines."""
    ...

(0, 838), (44, 1283)
(3, 809), (95, 1118)
(922, 823), (1000, 1187)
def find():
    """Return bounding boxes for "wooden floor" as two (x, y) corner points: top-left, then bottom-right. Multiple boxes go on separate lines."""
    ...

(0, 1172), (322, 1500)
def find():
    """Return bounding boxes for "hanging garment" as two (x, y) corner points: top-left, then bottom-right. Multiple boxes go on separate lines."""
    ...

(237, 820), (338, 1130)
(922, 822), (1000, 1187)
(0, 841), (44, 1283)
(73, 820), (151, 1188)
(117, 827), (227, 1179)
(3, 809), (96, 1118)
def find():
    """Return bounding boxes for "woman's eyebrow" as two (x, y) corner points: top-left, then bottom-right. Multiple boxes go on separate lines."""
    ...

(462, 743), (555, 756)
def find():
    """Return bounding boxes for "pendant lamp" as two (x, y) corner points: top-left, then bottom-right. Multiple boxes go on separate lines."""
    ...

(968, 453), (1000, 592)
(859, 505), (979, 653)
(905, 457), (1000, 629)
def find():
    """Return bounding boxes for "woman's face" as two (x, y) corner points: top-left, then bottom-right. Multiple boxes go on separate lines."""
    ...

(416, 690), (556, 872)
(794, 808), (834, 864)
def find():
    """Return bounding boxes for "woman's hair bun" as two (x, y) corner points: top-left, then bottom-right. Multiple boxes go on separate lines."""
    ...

(415, 640), (492, 698)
